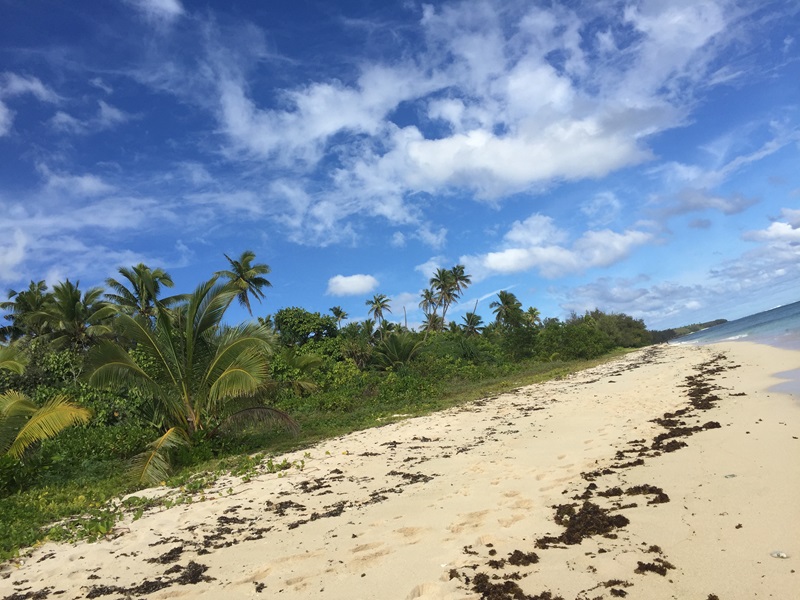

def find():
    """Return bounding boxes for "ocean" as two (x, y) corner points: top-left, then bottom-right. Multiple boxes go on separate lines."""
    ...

(671, 300), (800, 349)
(671, 299), (800, 394)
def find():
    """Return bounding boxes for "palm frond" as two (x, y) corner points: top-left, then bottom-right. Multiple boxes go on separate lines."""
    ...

(0, 346), (27, 374)
(129, 427), (189, 486)
(213, 405), (298, 436)
(2, 392), (91, 459)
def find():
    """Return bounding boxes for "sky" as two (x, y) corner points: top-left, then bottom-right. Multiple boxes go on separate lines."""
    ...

(1, 0), (799, 331)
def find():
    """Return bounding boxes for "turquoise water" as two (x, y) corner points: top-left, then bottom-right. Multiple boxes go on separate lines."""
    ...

(672, 300), (800, 395)
(672, 300), (800, 349)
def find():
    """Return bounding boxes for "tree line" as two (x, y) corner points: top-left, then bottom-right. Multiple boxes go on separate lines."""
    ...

(1, 251), (655, 490)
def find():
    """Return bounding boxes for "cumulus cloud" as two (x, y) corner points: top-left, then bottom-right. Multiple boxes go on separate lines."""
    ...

(743, 208), (800, 244)
(326, 274), (379, 296)
(168, 0), (759, 243)
(461, 213), (653, 280)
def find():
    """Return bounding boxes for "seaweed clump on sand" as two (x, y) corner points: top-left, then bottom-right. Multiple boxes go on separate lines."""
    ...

(471, 574), (564, 600)
(634, 558), (675, 576)
(626, 484), (670, 505)
(537, 502), (629, 548)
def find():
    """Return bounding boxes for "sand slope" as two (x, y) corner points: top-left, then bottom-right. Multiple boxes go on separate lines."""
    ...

(1, 342), (798, 599)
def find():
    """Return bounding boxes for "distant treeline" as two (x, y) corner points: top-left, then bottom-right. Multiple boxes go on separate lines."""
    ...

(648, 319), (728, 344)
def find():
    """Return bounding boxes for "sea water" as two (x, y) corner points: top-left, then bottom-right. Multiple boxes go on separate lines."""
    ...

(672, 299), (800, 394)
(672, 300), (800, 349)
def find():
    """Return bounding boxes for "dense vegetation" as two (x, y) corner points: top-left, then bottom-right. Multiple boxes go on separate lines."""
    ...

(0, 252), (656, 560)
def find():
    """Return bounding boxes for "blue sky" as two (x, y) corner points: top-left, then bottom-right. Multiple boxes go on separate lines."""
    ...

(1, 0), (799, 330)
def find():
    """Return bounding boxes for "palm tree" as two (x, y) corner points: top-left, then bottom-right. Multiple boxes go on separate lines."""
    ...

(105, 263), (178, 319)
(524, 307), (542, 328)
(419, 288), (437, 317)
(461, 312), (484, 336)
(329, 306), (348, 329)
(37, 280), (116, 350)
(429, 268), (455, 327)
(429, 265), (471, 330)
(420, 312), (443, 334)
(451, 264), (472, 297)
(86, 278), (295, 484)
(366, 294), (391, 324)
(215, 250), (272, 316)
(490, 290), (523, 329)
(0, 349), (91, 460)
(373, 332), (424, 370)
(0, 280), (50, 341)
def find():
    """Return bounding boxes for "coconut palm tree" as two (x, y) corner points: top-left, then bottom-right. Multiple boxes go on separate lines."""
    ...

(329, 306), (348, 329)
(105, 263), (179, 320)
(366, 294), (391, 324)
(0, 280), (50, 341)
(461, 312), (484, 337)
(421, 312), (443, 334)
(490, 290), (524, 329)
(215, 250), (272, 316)
(419, 288), (437, 317)
(524, 307), (542, 328)
(86, 278), (295, 484)
(450, 264), (472, 297)
(36, 280), (116, 350)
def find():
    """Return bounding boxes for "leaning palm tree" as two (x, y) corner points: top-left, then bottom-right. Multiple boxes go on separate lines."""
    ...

(105, 263), (179, 320)
(215, 250), (272, 316)
(86, 278), (295, 485)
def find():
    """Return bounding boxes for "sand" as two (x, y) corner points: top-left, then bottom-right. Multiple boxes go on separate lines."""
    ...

(1, 341), (798, 599)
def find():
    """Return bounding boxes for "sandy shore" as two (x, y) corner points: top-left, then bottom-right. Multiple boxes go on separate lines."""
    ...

(2, 341), (798, 599)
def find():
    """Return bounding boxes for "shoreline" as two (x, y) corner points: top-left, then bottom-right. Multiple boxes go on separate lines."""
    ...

(1, 342), (798, 599)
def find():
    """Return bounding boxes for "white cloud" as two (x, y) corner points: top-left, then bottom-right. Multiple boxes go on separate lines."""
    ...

(581, 191), (622, 226)
(126, 0), (184, 23)
(0, 228), (27, 282)
(415, 224), (447, 249)
(42, 169), (115, 196)
(391, 232), (406, 247)
(0, 73), (59, 103)
(0, 72), (59, 136)
(461, 213), (653, 280)
(743, 208), (800, 243)
(0, 101), (11, 136)
(414, 256), (446, 280)
(326, 274), (379, 296)
(50, 101), (131, 134)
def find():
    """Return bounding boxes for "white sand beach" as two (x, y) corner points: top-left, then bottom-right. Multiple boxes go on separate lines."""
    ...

(2, 341), (798, 599)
